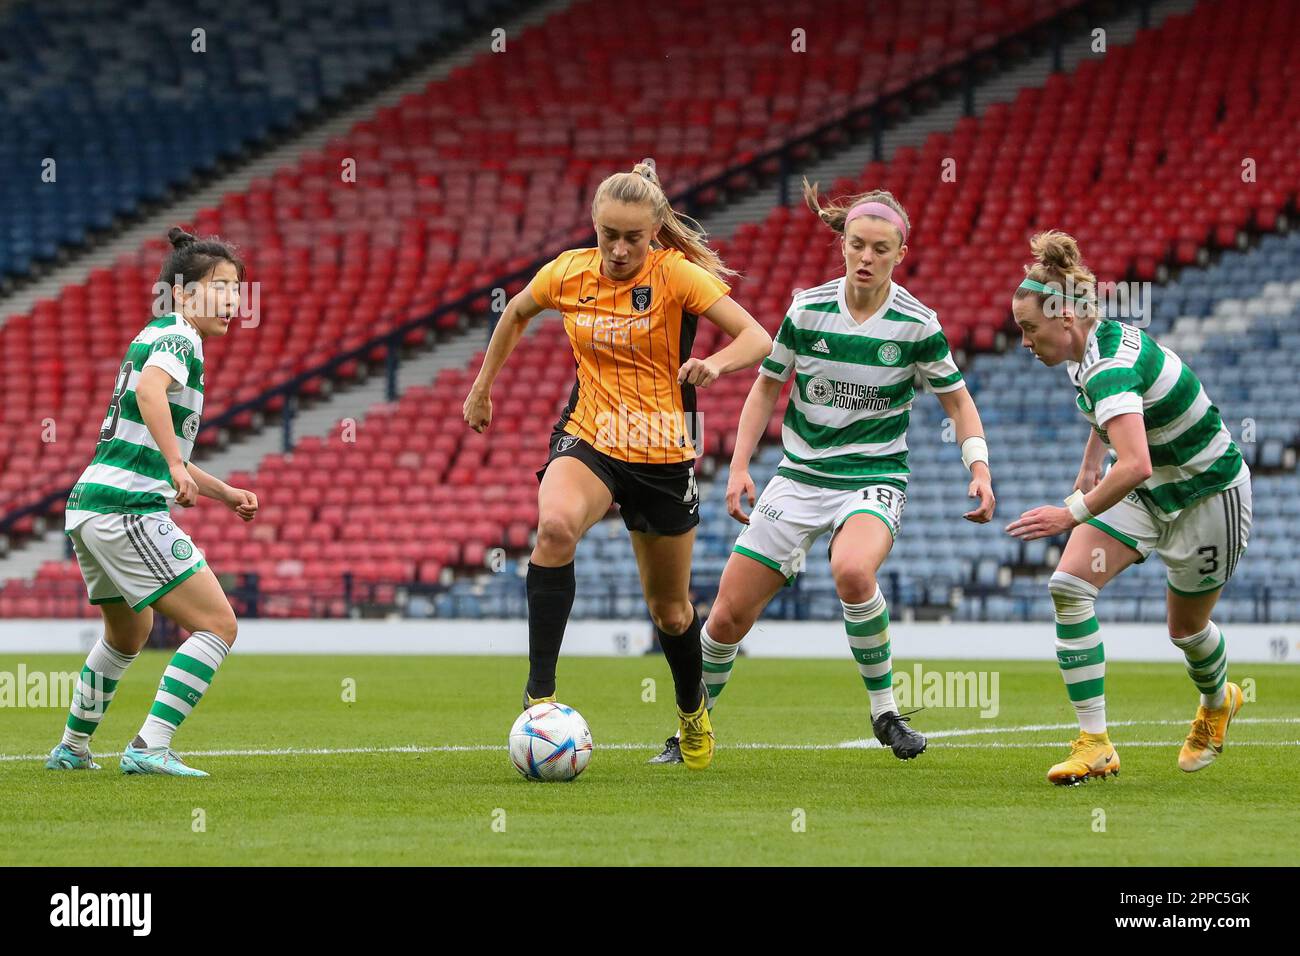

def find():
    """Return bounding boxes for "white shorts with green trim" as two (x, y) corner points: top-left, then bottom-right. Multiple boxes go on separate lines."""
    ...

(68, 512), (207, 611)
(732, 474), (905, 583)
(1085, 481), (1251, 595)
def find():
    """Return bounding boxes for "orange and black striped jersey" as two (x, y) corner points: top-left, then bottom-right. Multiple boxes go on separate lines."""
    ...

(529, 247), (730, 465)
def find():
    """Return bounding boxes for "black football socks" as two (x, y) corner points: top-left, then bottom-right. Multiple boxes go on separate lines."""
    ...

(525, 560), (575, 699)
(658, 607), (705, 712)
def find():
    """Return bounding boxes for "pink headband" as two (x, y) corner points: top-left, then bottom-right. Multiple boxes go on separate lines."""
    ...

(845, 201), (908, 244)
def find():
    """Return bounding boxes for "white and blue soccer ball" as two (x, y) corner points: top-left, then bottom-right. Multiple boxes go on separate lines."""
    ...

(509, 702), (593, 782)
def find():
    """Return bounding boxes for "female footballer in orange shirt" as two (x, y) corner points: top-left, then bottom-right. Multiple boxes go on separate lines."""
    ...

(464, 159), (771, 770)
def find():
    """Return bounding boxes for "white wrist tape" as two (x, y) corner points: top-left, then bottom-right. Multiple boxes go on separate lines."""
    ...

(1065, 490), (1093, 524)
(960, 436), (989, 471)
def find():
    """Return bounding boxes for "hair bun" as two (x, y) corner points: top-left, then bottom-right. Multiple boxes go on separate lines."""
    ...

(633, 158), (659, 186)
(1029, 230), (1080, 272)
(167, 227), (197, 249)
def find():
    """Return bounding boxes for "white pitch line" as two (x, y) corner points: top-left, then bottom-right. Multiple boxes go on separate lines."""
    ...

(3, 717), (1298, 762)
(4, 741), (1298, 762)
(898, 716), (1300, 741)
(918, 740), (1300, 749)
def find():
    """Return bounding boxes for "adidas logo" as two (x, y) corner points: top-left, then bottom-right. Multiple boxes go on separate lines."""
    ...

(811, 338), (831, 354)
(1199, 576), (1218, 586)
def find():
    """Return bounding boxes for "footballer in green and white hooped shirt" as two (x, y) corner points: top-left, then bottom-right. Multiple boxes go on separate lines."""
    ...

(649, 181), (997, 766)
(47, 228), (259, 778)
(1007, 231), (1251, 787)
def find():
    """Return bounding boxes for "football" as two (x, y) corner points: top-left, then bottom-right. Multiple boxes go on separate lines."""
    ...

(508, 702), (593, 782)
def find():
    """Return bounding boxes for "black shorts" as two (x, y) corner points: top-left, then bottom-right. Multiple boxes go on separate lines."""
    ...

(535, 431), (700, 536)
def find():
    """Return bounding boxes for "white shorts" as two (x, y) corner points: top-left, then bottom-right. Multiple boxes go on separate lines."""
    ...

(68, 512), (207, 611)
(732, 474), (906, 582)
(1087, 481), (1251, 595)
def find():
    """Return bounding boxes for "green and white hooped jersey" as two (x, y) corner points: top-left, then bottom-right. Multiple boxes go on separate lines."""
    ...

(66, 314), (205, 532)
(1069, 319), (1248, 521)
(759, 278), (964, 491)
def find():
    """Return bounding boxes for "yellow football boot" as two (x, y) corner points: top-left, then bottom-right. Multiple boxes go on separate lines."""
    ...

(523, 688), (557, 710)
(1179, 682), (1243, 773)
(1047, 731), (1120, 786)
(676, 684), (715, 771)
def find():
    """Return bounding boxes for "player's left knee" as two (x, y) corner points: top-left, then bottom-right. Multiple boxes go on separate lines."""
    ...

(1048, 571), (1097, 620)
(204, 612), (238, 648)
(649, 601), (695, 637)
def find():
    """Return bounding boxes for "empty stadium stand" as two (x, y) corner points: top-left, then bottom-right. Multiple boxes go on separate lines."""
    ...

(0, 0), (520, 280)
(2, 0), (1298, 624)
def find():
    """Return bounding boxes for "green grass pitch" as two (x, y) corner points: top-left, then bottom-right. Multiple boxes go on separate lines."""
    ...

(1, 652), (1296, 866)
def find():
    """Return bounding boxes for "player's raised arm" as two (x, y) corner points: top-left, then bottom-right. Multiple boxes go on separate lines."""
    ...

(1008, 413), (1150, 541)
(677, 296), (772, 388)
(642, 192), (769, 389)
(1073, 413), (1152, 516)
(934, 385), (995, 522)
(186, 461), (259, 521)
(463, 286), (546, 432)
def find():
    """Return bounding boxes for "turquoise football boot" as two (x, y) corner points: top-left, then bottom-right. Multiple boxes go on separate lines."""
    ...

(120, 743), (209, 777)
(45, 743), (102, 770)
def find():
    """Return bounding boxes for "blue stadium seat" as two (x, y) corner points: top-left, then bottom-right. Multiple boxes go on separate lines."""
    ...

(0, 0), (512, 278)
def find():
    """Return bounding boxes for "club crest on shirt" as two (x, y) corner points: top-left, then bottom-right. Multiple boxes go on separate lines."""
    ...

(631, 285), (652, 313)
(806, 377), (835, 405)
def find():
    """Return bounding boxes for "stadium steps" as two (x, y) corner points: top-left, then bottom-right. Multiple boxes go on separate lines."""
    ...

(0, 0), (569, 328)
(703, 0), (1198, 240)
(0, 520), (67, 582)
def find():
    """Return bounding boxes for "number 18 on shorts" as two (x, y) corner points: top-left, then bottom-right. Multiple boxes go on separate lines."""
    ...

(733, 475), (906, 582)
